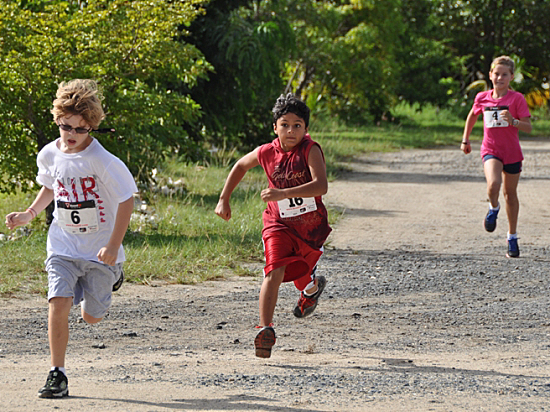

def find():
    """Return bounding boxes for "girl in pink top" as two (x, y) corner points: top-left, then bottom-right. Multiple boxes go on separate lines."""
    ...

(461, 55), (532, 257)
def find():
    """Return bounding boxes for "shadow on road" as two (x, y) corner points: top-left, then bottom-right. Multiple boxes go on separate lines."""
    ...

(68, 394), (329, 411)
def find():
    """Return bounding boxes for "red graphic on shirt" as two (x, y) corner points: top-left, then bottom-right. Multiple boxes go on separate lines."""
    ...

(272, 165), (307, 184)
(55, 175), (101, 203)
(80, 176), (100, 201)
(56, 181), (70, 199)
(55, 175), (104, 224)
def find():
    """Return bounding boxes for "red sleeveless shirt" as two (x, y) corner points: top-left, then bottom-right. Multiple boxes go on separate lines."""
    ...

(257, 134), (331, 250)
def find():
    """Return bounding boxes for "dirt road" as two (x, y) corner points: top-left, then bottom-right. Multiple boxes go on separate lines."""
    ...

(1, 139), (550, 411)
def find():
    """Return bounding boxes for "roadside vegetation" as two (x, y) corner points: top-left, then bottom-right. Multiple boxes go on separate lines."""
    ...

(2, 105), (550, 296)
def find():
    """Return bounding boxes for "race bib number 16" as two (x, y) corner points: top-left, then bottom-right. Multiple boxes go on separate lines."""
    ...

(57, 200), (99, 234)
(483, 106), (509, 128)
(278, 197), (317, 218)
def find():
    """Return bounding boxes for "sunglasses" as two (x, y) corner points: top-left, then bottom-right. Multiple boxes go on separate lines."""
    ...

(58, 123), (91, 134)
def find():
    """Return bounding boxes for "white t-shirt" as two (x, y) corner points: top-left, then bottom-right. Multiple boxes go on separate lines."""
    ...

(37, 138), (138, 263)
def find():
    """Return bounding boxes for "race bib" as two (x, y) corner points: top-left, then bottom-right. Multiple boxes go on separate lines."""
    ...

(57, 200), (99, 234)
(278, 197), (317, 218)
(483, 106), (509, 128)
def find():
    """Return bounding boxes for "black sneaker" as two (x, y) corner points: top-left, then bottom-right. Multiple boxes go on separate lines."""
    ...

(254, 326), (276, 358)
(484, 208), (499, 232)
(507, 238), (520, 258)
(38, 368), (69, 398)
(112, 270), (124, 292)
(293, 275), (326, 318)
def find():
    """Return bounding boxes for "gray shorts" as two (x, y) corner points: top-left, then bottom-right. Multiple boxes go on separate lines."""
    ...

(46, 254), (123, 319)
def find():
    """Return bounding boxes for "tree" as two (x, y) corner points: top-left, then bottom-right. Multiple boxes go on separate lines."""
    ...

(395, 0), (463, 109)
(276, 0), (404, 124)
(0, 0), (211, 193)
(433, 0), (550, 94)
(184, 0), (292, 149)
(189, 0), (409, 142)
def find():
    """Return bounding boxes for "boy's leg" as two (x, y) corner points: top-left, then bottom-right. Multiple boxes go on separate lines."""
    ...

(39, 296), (72, 398)
(48, 297), (73, 368)
(41, 256), (78, 398)
(292, 246), (326, 318)
(79, 260), (120, 322)
(304, 273), (319, 295)
(259, 266), (285, 327)
(81, 310), (103, 324)
(255, 266), (285, 358)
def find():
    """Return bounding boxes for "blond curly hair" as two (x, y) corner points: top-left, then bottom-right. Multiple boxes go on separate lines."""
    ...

(51, 79), (105, 129)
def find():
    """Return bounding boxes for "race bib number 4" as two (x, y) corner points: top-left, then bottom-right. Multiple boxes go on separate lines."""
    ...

(483, 106), (509, 128)
(57, 200), (99, 234)
(278, 197), (317, 218)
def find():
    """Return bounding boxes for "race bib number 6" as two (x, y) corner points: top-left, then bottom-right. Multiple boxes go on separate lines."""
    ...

(483, 106), (509, 128)
(277, 197), (317, 218)
(57, 200), (99, 234)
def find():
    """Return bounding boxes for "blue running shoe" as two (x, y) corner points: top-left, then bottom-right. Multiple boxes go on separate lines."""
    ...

(507, 238), (520, 258)
(484, 208), (499, 232)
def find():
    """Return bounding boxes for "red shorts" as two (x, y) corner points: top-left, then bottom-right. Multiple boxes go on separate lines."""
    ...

(263, 230), (323, 291)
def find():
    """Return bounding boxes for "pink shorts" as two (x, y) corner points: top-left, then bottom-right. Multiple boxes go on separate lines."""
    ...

(263, 230), (323, 291)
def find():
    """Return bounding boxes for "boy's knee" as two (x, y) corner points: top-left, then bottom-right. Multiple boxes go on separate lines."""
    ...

(81, 311), (103, 324)
(265, 267), (285, 283)
(49, 297), (73, 313)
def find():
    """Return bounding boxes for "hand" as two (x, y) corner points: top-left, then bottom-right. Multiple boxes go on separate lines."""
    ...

(461, 141), (471, 154)
(215, 199), (231, 221)
(97, 245), (118, 266)
(261, 188), (285, 202)
(500, 109), (513, 125)
(5, 211), (33, 230)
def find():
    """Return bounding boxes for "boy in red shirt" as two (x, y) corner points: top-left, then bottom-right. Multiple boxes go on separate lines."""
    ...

(215, 93), (331, 358)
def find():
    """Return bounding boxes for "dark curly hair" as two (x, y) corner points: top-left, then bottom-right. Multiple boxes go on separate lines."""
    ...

(272, 93), (310, 128)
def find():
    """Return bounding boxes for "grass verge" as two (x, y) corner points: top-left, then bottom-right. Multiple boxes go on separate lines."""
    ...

(1, 104), (549, 296)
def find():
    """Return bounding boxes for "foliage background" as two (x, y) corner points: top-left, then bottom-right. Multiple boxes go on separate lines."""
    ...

(2, 0), (550, 193)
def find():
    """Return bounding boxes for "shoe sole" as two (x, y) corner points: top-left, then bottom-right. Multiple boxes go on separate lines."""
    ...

(484, 210), (498, 232)
(112, 271), (124, 292)
(484, 220), (496, 232)
(506, 252), (520, 258)
(38, 389), (69, 398)
(294, 275), (326, 318)
(294, 301), (318, 318)
(254, 327), (276, 358)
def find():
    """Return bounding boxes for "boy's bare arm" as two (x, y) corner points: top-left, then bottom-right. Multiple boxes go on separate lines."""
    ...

(215, 148), (260, 221)
(5, 187), (54, 230)
(97, 196), (134, 266)
(261, 145), (327, 202)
